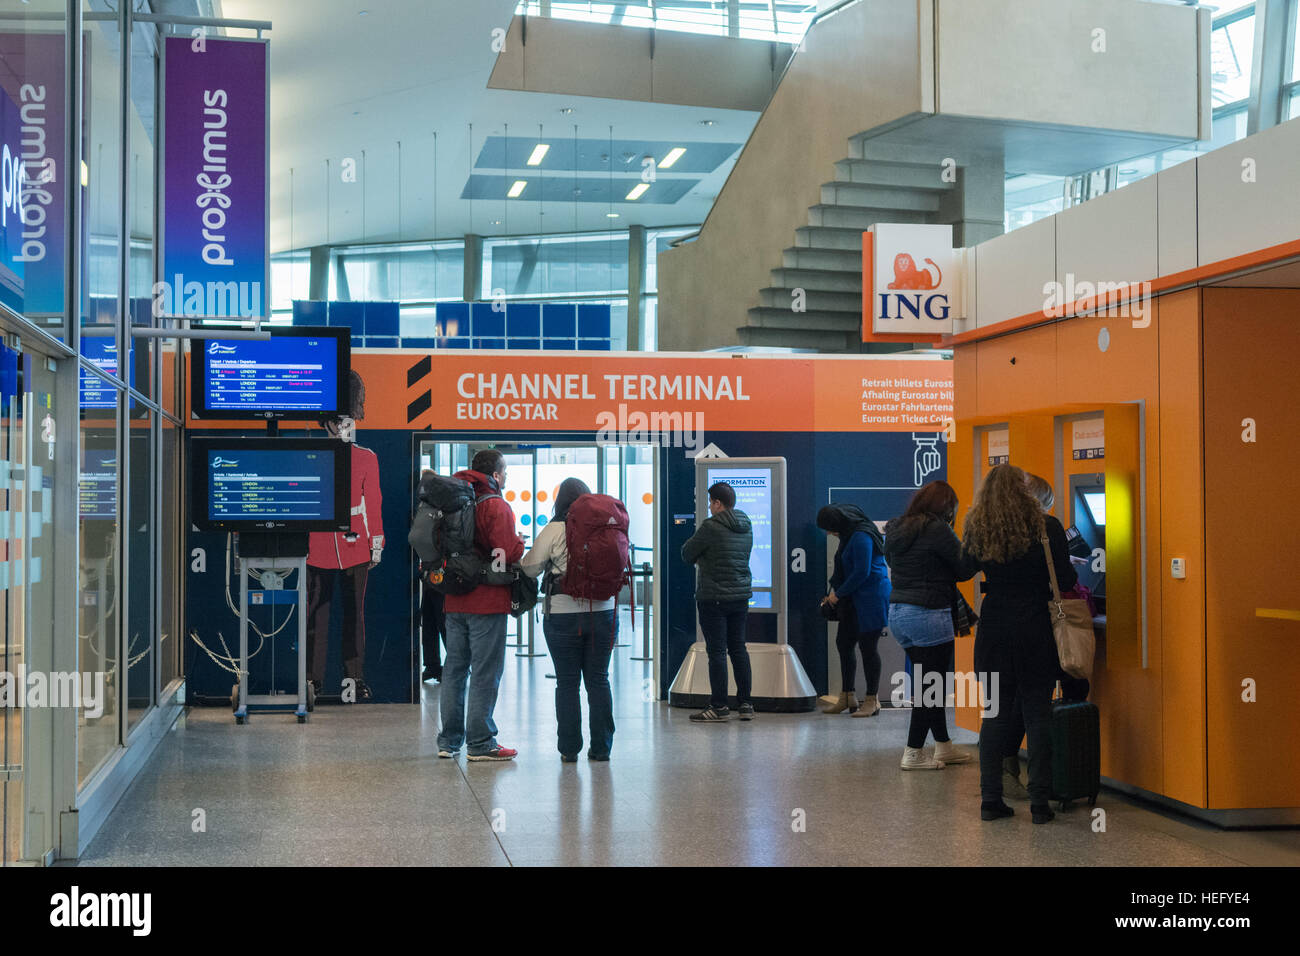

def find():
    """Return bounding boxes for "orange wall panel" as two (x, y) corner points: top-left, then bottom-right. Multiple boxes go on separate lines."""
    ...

(1203, 288), (1300, 809)
(1155, 289), (1208, 808)
(974, 324), (1059, 414)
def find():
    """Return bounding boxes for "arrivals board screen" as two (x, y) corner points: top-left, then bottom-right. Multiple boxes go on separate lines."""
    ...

(191, 327), (350, 420)
(190, 437), (350, 532)
(707, 466), (775, 592)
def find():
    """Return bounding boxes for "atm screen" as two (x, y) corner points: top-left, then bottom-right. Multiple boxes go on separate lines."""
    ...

(191, 327), (350, 419)
(707, 466), (773, 591)
(191, 438), (350, 532)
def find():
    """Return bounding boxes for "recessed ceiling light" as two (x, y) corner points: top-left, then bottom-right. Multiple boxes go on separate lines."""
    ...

(606, 212), (620, 218)
(625, 183), (649, 201)
(490, 219), (502, 225)
(699, 119), (716, 126)
(1120, 168), (1138, 175)
(660, 147), (687, 168)
(358, 9), (368, 15)
(507, 180), (527, 198)
(526, 143), (550, 166)
(560, 107), (575, 114)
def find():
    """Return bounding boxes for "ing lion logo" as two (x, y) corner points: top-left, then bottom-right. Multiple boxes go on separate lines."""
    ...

(887, 253), (943, 291)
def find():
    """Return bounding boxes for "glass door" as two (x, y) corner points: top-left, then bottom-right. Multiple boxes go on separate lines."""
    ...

(1, 343), (20, 864)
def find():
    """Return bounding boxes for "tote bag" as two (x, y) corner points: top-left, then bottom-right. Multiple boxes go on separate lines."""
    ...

(1041, 536), (1096, 680)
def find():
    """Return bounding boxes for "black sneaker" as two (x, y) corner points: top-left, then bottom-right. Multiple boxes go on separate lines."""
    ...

(1031, 804), (1056, 824)
(356, 680), (373, 702)
(588, 752), (610, 761)
(690, 706), (731, 722)
(737, 703), (755, 721)
(560, 753), (578, 763)
(421, 668), (440, 683)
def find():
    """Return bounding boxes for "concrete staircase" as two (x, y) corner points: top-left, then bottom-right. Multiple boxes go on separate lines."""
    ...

(739, 137), (1000, 352)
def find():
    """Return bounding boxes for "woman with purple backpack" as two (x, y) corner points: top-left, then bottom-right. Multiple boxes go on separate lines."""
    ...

(521, 477), (628, 763)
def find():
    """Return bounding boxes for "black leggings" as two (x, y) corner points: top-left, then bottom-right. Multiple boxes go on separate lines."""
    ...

(907, 641), (953, 749)
(836, 626), (883, 696)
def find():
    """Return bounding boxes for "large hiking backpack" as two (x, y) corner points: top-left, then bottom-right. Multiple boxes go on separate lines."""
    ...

(560, 493), (632, 602)
(408, 473), (512, 595)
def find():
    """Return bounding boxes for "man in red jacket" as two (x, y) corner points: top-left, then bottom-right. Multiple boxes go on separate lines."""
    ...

(437, 448), (524, 761)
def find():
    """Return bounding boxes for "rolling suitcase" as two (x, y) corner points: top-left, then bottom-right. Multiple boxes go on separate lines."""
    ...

(1049, 697), (1100, 810)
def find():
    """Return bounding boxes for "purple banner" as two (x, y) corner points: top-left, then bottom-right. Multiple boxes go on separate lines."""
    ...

(162, 35), (267, 319)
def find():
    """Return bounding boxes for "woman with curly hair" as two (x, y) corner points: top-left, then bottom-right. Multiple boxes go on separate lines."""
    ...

(883, 481), (977, 770)
(963, 463), (1077, 824)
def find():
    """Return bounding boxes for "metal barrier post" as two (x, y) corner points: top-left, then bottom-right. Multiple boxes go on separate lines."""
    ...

(516, 606), (545, 658)
(631, 562), (653, 661)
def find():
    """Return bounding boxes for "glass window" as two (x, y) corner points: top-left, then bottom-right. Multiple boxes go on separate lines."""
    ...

(271, 251), (311, 311)
(125, 410), (154, 734)
(1290, 90), (1300, 119)
(333, 241), (464, 303)
(1004, 174), (1067, 232)
(159, 416), (181, 694)
(84, 5), (124, 338)
(1210, 8), (1255, 107)
(78, 384), (120, 784)
(483, 232), (628, 300)
(1293, 4), (1300, 81)
(645, 227), (698, 295)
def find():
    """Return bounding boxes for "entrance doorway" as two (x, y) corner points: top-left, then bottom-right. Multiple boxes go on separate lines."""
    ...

(413, 438), (658, 679)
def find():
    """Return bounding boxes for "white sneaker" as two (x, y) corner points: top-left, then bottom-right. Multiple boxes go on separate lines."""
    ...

(934, 740), (973, 764)
(900, 746), (945, 770)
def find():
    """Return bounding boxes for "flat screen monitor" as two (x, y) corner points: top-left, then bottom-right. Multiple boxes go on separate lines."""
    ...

(190, 326), (350, 420)
(79, 444), (117, 520)
(190, 437), (350, 532)
(79, 337), (135, 409)
(701, 461), (786, 616)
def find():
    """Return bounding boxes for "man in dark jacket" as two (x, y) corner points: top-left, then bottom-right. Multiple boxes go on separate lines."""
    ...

(681, 481), (755, 722)
(437, 449), (525, 761)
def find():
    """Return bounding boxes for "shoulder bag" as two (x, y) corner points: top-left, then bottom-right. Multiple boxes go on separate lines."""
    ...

(1042, 536), (1095, 680)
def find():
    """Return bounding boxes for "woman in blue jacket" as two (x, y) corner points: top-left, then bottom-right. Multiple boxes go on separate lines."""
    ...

(817, 504), (891, 717)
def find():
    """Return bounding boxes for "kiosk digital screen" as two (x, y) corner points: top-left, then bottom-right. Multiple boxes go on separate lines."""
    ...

(707, 466), (774, 592)
(79, 447), (117, 520)
(190, 437), (350, 532)
(191, 327), (350, 420)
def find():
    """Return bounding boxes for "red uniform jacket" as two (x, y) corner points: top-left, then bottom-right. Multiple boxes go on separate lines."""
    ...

(444, 468), (524, 615)
(307, 443), (384, 570)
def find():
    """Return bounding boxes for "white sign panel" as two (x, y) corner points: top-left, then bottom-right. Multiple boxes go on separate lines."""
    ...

(987, 427), (1009, 466)
(1072, 417), (1105, 460)
(871, 223), (959, 335)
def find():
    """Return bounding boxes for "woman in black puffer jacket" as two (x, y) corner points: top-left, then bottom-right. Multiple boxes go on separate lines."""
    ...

(884, 481), (977, 771)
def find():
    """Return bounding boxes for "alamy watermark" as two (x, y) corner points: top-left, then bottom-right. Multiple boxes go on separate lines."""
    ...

(1043, 273), (1152, 328)
(890, 664), (1000, 718)
(1, 668), (105, 717)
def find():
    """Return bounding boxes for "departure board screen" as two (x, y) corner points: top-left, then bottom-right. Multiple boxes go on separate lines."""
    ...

(191, 438), (349, 531)
(79, 447), (117, 520)
(192, 328), (349, 419)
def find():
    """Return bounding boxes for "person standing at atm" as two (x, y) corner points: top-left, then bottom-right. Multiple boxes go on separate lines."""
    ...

(307, 370), (383, 703)
(681, 481), (755, 723)
(817, 504), (891, 717)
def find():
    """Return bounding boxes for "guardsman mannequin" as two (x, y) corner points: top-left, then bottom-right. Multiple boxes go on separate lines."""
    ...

(306, 370), (383, 702)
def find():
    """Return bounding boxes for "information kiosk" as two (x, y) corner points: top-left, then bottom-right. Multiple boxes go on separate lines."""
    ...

(669, 456), (817, 712)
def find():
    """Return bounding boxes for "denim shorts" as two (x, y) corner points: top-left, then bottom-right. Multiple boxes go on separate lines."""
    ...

(888, 603), (954, 649)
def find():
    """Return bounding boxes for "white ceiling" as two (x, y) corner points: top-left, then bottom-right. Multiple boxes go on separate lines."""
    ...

(217, 0), (758, 253)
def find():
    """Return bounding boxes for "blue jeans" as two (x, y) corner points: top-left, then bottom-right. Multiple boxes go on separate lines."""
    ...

(438, 612), (508, 756)
(543, 610), (617, 758)
(697, 599), (752, 709)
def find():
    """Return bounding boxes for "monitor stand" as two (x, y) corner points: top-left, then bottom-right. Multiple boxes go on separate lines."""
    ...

(232, 533), (312, 723)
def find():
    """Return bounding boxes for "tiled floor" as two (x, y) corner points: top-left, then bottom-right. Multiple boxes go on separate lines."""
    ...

(80, 647), (1300, 867)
